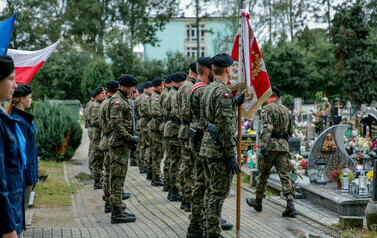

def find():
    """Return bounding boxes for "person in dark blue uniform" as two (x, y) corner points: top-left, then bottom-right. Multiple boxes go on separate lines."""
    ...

(5, 84), (38, 213)
(0, 56), (25, 237)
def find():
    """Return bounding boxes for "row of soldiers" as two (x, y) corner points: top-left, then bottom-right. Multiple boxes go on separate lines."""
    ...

(83, 52), (297, 238)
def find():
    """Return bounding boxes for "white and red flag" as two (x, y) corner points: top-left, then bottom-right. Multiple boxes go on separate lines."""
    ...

(7, 39), (61, 84)
(230, 12), (271, 119)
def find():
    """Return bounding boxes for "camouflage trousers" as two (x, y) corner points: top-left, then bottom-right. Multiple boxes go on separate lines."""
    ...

(204, 157), (233, 235)
(256, 151), (294, 200)
(141, 128), (152, 170)
(167, 138), (182, 193)
(150, 130), (163, 179)
(181, 139), (195, 205)
(109, 145), (130, 212)
(162, 137), (171, 187)
(138, 129), (146, 168)
(88, 128), (94, 172)
(91, 138), (104, 182)
(190, 147), (209, 224)
(102, 149), (111, 202)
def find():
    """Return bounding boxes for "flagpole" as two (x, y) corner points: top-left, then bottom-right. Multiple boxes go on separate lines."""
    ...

(236, 1), (244, 237)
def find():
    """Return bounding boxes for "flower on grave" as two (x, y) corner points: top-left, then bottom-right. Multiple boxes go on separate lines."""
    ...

(247, 128), (256, 135)
(367, 171), (373, 181)
(300, 160), (306, 168)
(38, 166), (47, 176)
(329, 170), (343, 182)
(256, 144), (260, 147)
(352, 130), (358, 137)
(253, 149), (257, 152)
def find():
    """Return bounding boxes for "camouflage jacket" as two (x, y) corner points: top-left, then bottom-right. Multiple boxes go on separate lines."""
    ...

(139, 92), (152, 128)
(99, 95), (111, 150)
(134, 95), (142, 133)
(107, 90), (133, 147)
(177, 77), (196, 139)
(89, 99), (103, 140)
(190, 79), (207, 131)
(200, 78), (237, 159)
(163, 86), (179, 138)
(148, 90), (162, 131)
(159, 86), (170, 131)
(260, 99), (293, 152)
(84, 99), (94, 128)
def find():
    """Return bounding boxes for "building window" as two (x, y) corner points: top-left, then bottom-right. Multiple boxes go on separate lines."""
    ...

(186, 24), (205, 42)
(187, 47), (206, 58)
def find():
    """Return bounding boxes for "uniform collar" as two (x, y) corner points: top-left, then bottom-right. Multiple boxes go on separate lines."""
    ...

(214, 77), (225, 85)
(154, 90), (161, 95)
(187, 77), (196, 84)
(172, 86), (178, 90)
(118, 89), (129, 100)
(268, 98), (278, 104)
(12, 106), (34, 124)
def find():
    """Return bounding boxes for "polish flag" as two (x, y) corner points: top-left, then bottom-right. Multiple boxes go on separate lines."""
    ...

(229, 12), (271, 119)
(7, 39), (61, 84)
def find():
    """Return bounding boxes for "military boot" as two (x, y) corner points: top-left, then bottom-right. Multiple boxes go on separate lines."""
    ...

(151, 177), (164, 187)
(163, 184), (170, 192)
(220, 219), (233, 230)
(130, 161), (138, 167)
(184, 202), (191, 213)
(245, 197), (262, 212)
(169, 192), (182, 202)
(146, 169), (153, 180)
(140, 167), (147, 174)
(111, 210), (136, 224)
(180, 199), (186, 210)
(94, 180), (102, 190)
(282, 199), (297, 217)
(186, 222), (203, 238)
(122, 191), (131, 200)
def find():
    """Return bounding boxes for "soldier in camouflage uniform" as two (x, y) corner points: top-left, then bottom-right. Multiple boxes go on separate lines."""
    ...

(99, 81), (119, 212)
(107, 75), (138, 224)
(164, 72), (186, 201)
(161, 75), (173, 192)
(177, 62), (197, 212)
(134, 87), (144, 171)
(129, 89), (140, 167)
(246, 86), (296, 218)
(84, 95), (95, 172)
(89, 87), (106, 189)
(199, 54), (243, 238)
(139, 82), (153, 179)
(147, 78), (165, 186)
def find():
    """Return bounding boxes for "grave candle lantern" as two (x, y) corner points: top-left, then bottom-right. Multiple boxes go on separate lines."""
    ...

(315, 157), (327, 185)
(359, 171), (368, 195)
(341, 169), (349, 193)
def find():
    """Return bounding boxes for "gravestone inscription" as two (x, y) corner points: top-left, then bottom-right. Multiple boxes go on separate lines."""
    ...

(308, 124), (356, 183)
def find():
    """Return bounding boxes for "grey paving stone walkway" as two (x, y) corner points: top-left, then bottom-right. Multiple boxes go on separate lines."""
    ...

(23, 128), (338, 238)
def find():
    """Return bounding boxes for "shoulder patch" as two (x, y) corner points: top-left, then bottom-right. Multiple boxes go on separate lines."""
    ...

(224, 93), (230, 98)
(94, 105), (98, 108)
(155, 98), (159, 101)
(262, 110), (265, 113)
(115, 101), (120, 105)
(144, 96), (148, 99)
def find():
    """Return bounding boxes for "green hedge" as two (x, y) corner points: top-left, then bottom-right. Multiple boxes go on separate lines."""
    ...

(32, 100), (82, 162)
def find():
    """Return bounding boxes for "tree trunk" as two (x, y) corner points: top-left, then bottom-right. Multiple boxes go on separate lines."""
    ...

(289, 0), (293, 40)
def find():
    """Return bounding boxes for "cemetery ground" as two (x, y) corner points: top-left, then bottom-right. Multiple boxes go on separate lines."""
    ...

(24, 127), (376, 238)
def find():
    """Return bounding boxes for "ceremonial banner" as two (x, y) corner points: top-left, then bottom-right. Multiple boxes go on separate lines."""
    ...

(0, 13), (16, 55)
(230, 12), (271, 119)
(7, 39), (61, 84)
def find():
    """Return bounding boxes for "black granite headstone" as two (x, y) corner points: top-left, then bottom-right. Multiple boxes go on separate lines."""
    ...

(289, 137), (301, 154)
(241, 134), (256, 154)
(308, 124), (356, 183)
(361, 113), (377, 141)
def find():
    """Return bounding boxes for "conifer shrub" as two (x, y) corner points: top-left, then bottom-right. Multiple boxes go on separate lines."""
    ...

(32, 100), (82, 162)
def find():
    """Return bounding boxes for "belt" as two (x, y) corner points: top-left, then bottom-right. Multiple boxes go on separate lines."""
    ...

(271, 132), (288, 140)
(89, 125), (99, 128)
(180, 120), (189, 126)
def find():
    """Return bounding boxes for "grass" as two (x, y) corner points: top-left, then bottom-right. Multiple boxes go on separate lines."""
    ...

(232, 173), (280, 197)
(33, 160), (78, 207)
(332, 223), (377, 238)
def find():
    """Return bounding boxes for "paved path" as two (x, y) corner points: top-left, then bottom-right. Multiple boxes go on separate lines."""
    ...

(24, 128), (338, 238)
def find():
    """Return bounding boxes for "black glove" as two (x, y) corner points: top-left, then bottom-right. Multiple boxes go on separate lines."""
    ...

(206, 123), (218, 144)
(227, 155), (241, 175)
(260, 146), (268, 158)
(235, 94), (245, 106)
(132, 135), (139, 144)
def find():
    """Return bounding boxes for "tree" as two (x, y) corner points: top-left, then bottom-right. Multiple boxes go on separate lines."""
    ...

(330, 2), (377, 104)
(30, 51), (92, 103)
(81, 59), (113, 100)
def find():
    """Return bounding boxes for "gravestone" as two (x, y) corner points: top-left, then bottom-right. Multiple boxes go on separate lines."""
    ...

(308, 124), (356, 183)
(241, 134), (256, 155)
(289, 137), (301, 154)
(361, 113), (377, 141)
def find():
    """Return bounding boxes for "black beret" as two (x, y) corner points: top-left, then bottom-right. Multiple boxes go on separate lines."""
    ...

(189, 62), (197, 74)
(197, 57), (212, 68)
(0, 55), (14, 81)
(137, 87), (144, 94)
(119, 74), (138, 87)
(106, 80), (119, 92)
(152, 77), (163, 87)
(212, 53), (233, 67)
(271, 86), (280, 98)
(172, 72), (187, 82)
(92, 87), (105, 97)
(165, 74), (173, 84)
(143, 81), (153, 88)
(13, 84), (32, 98)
